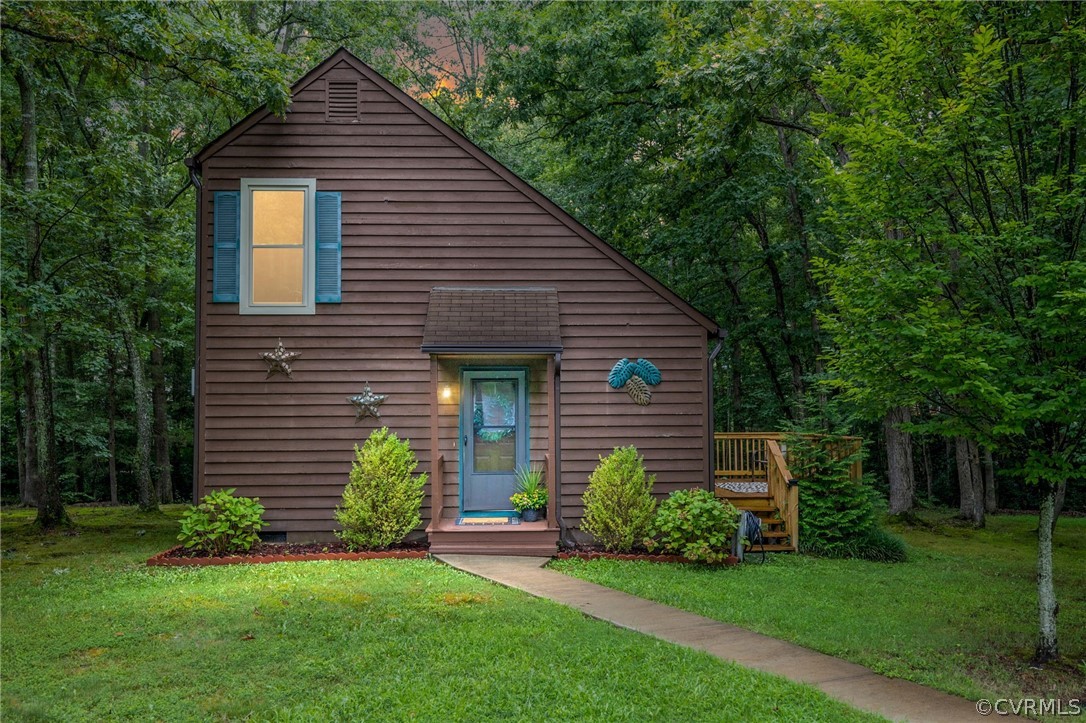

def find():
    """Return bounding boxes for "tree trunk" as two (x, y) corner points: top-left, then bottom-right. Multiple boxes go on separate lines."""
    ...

(1051, 480), (1067, 535)
(747, 214), (806, 418)
(721, 260), (791, 416)
(123, 324), (157, 512)
(34, 339), (66, 527)
(1034, 482), (1059, 663)
(14, 58), (67, 529)
(982, 446), (997, 513)
(920, 436), (933, 501)
(107, 344), (119, 505)
(884, 406), (915, 514)
(956, 437), (984, 527)
(728, 336), (742, 431)
(148, 308), (172, 503)
(12, 373), (34, 506)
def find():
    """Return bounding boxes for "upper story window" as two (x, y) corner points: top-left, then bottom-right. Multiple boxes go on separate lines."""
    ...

(240, 178), (316, 315)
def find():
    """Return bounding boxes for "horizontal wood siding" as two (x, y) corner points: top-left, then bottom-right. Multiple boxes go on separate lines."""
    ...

(198, 60), (708, 539)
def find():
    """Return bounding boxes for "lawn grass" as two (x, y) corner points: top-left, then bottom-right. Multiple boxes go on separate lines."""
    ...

(550, 510), (1086, 710)
(0, 506), (883, 722)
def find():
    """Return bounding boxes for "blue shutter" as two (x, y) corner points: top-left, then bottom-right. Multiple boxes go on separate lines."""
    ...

(315, 191), (342, 303)
(212, 191), (240, 303)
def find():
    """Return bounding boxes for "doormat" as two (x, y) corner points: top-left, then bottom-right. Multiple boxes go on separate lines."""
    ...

(456, 517), (521, 526)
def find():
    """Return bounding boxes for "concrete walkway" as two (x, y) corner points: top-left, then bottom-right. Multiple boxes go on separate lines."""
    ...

(436, 554), (1008, 723)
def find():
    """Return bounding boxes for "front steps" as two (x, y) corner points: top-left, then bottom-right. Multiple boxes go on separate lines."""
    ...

(427, 518), (559, 557)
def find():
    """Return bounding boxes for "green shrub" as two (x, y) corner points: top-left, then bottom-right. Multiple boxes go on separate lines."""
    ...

(335, 427), (427, 550)
(509, 465), (547, 512)
(178, 488), (266, 556)
(646, 489), (740, 563)
(788, 433), (906, 562)
(582, 446), (657, 552)
(801, 527), (908, 562)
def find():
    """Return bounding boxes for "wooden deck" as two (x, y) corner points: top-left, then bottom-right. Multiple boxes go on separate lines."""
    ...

(714, 433), (862, 553)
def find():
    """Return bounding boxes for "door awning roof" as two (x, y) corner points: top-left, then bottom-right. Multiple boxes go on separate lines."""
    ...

(421, 287), (562, 354)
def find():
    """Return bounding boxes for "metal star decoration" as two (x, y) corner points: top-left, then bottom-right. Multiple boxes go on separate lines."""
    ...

(260, 338), (301, 379)
(348, 384), (388, 420)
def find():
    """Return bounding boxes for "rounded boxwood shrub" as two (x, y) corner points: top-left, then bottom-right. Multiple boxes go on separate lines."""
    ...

(581, 446), (656, 552)
(647, 489), (740, 564)
(178, 488), (266, 556)
(335, 427), (427, 550)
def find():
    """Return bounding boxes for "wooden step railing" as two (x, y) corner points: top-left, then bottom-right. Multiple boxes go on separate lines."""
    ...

(765, 439), (798, 551)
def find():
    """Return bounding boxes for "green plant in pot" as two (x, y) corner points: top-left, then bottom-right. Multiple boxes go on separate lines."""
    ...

(510, 465), (547, 522)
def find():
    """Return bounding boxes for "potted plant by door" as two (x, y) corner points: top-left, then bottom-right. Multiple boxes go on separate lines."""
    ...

(510, 465), (548, 522)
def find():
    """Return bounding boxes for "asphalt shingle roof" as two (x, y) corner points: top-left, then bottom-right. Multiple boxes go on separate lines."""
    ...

(421, 287), (562, 353)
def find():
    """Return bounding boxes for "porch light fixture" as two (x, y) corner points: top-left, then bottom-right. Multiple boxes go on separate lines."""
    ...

(441, 385), (453, 400)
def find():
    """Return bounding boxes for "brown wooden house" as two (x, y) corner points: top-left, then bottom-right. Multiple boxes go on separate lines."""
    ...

(188, 49), (720, 555)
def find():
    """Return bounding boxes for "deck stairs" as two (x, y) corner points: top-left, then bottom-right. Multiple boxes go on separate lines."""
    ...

(714, 485), (795, 552)
(713, 433), (863, 554)
(713, 433), (799, 552)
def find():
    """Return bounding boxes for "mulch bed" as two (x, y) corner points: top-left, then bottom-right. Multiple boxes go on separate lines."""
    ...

(554, 543), (739, 566)
(147, 541), (429, 567)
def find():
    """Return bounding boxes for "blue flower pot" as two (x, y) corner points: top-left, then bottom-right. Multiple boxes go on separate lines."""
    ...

(521, 508), (542, 523)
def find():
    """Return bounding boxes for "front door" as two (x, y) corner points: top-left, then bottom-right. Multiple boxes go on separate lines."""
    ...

(461, 369), (528, 514)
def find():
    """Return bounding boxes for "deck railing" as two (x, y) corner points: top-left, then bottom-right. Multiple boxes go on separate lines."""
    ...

(714, 432), (864, 552)
(764, 439), (797, 550)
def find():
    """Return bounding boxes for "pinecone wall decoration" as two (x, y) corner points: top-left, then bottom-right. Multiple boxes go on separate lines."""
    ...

(608, 357), (662, 405)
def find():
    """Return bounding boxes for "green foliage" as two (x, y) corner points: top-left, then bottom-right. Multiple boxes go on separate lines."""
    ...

(509, 465), (547, 512)
(787, 434), (891, 560)
(581, 446), (657, 552)
(177, 488), (266, 555)
(646, 489), (740, 564)
(814, 2), (1085, 486)
(334, 427), (427, 551)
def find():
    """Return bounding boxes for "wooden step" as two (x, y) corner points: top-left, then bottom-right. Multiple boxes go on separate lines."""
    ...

(733, 500), (776, 509)
(717, 492), (774, 503)
(744, 542), (795, 552)
(757, 530), (790, 539)
(427, 519), (559, 557)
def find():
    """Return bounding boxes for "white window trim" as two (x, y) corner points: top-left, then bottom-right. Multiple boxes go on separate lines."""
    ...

(239, 177), (317, 315)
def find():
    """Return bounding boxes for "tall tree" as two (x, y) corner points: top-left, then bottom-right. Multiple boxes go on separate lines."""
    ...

(816, 1), (1085, 662)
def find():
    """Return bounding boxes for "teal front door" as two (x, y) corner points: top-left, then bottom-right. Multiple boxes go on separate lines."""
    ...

(461, 369), (529, 514)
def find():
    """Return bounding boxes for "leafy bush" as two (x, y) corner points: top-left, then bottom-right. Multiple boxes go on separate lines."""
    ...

(178, 488), (266, 555)
(509, 465), (547, 512)
(646, 489), (740, 563)
(788, 433), (906, 562)
(581, 446), (657, 552)
(335, 427), (427, 550)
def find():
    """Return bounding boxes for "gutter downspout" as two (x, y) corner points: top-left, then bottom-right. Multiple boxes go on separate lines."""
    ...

(554, 351), (568, 544)
(707, 328), (727, 491)
(185, 157), (203, 505)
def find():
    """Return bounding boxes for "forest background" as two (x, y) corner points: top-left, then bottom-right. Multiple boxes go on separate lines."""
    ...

(2, 1), (1082, 532)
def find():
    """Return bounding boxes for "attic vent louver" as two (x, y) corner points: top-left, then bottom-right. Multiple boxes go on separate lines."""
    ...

(326, 79), (359, 122)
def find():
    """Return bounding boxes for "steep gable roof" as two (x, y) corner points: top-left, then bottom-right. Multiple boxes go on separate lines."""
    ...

(192, 48), (719, 333)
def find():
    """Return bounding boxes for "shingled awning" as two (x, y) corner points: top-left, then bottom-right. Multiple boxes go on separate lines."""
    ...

(421, 287), (562, 354)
